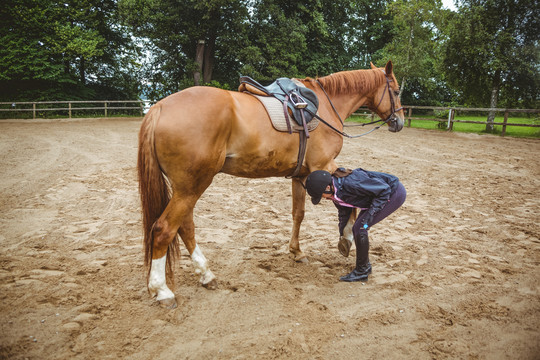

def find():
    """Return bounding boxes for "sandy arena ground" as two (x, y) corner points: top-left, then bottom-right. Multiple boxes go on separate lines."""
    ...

(0, 117), (538, 359)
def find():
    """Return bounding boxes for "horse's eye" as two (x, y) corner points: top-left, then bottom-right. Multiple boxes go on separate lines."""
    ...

(394, 90), (400, 97)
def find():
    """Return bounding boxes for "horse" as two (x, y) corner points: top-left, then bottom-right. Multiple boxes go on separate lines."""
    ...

(137, 61), (404, 308)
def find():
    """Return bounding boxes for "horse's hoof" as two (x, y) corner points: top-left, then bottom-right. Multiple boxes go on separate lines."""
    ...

(202, 279), (218, 290)
(158, 298), (177, 309)
(295, 255), (309, 263)
(338, 237), (352, 257)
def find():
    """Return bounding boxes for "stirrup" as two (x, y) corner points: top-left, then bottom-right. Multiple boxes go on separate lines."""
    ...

(289, 92), (308, 109)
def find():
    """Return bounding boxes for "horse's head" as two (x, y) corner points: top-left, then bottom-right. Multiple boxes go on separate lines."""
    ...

(368, 61), (404, 132)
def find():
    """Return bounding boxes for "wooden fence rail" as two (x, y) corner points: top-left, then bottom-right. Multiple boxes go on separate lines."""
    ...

(1, 101), (538, 137)
(352, 106), (540, 136)
(0, 100), (151, 119)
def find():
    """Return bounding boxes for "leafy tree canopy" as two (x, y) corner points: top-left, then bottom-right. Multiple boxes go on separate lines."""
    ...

(1, 0), (538, 108)
(0, 0), (140, 101)
(443, 0), (540, 108)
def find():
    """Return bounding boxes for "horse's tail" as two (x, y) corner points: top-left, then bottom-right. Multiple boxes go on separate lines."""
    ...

(137, 104), (178, 284)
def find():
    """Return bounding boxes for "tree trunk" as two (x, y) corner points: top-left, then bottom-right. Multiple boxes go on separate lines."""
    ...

(202, 10), (218, 84)
(203, 36), (216, 84)
(399, 77), (406, 101)
(64, 59), (70, 75)
(486, 70), (501, 133)
(80, 57), (86, 85)
(193, 40), (205, 86)
(399, 26), (413, 100)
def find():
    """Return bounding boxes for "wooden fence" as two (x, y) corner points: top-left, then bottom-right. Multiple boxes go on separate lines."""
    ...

(352, 106), (540, 136)
(0, 100), (150, 119)
(1, 100), (538, 137)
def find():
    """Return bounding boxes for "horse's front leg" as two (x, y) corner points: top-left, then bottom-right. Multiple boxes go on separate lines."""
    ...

(289, 177), (308, 262)
(338, 208), (357, 257)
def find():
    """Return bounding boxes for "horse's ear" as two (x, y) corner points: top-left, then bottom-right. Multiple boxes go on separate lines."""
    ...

(385, 61), (394, 75)
(370, 62), (377, 70)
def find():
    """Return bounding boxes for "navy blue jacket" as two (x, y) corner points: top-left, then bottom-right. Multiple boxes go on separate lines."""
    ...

(333, 168), (399, 235)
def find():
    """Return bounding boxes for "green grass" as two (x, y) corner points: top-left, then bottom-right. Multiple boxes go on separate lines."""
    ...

(348, 114), (540, 138)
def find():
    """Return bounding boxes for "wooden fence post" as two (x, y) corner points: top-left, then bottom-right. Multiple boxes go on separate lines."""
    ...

(104, 101), (108, 117)
(68, 102), (72, 119)
(502, 110), (509, 136)
(407, 108), (412, 127)
(448, 109), (455, 131)
(32, 103), (36, 119)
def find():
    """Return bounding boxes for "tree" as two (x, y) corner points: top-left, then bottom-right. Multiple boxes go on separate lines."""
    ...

(5, 0), (536, 109)
(241, 0), (394, 80)
(443, 0), (540, 131)
(298, 0), (394, 74)
(237, 0), (310, 81)
(120, 0), (249, 97)
(121, 0), (397, 96)
(0, 0), (140, 101)
(374, 0), (447, 103)
(1, 0), (69, 100)
(349, 0), (394, 68)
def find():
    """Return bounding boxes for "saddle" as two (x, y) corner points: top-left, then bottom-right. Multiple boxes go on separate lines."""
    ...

(238, 76), (319, 137)
(238, 76), (320, 178)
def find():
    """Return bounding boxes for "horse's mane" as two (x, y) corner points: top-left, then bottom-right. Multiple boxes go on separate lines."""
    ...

(305, 69), (385, 96)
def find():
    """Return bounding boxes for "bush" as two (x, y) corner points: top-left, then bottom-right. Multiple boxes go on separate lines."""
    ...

(434, 109), (450, 118)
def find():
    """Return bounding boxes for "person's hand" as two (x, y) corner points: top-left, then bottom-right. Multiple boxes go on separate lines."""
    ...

(363, 209), (376, 229)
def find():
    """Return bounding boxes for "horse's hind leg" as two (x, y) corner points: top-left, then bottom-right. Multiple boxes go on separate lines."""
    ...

(175, 197), (217, 290)
(148, 185), (217, 307)
(147, 194), (190, 308)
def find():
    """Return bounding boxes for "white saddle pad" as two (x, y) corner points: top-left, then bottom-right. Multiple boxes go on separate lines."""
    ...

(253, 94), (319, 133)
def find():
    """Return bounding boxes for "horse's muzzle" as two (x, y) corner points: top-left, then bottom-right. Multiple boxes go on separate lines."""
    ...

(387, 114), (404, 132)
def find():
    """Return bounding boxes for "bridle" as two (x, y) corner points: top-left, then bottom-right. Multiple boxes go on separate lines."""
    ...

(371, 71), (404, 124)
(309, 71), (403, 139)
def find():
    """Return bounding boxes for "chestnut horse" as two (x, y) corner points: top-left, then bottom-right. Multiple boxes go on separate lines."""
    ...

(138, 61), (404, 308)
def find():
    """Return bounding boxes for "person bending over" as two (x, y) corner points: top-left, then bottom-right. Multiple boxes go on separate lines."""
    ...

(305, 168), (406, 282)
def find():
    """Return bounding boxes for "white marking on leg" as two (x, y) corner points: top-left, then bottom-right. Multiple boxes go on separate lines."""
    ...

(343, 212), (355, 244)
(148, 255), (175, 301)
(191, 244), (216, 285)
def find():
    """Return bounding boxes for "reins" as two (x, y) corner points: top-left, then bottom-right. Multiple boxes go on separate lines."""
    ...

(312, 73), (402, 139)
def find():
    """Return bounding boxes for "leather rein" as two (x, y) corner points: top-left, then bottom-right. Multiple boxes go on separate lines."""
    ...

(311, 74), (403, 139)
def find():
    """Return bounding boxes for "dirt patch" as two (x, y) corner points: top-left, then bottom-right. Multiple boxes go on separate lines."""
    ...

(0, 117), (538, 359)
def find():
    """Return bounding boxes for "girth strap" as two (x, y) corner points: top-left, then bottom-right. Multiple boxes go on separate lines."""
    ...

(287, 129), (308, 178)
(281, 93), (309, 178)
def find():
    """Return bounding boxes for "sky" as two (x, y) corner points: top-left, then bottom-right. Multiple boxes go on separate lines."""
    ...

(441, 0), (457, 11)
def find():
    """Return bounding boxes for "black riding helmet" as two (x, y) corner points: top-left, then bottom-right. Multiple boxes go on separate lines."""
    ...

(305, 170), (333, 205)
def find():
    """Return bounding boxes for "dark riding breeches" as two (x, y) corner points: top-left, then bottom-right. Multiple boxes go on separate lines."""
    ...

(352, 181), (407, 265)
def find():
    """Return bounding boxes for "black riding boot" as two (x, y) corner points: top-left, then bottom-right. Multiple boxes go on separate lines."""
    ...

(339, 232), (372, 282)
